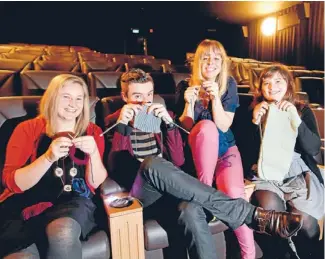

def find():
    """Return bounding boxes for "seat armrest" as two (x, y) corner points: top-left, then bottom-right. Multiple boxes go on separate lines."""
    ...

(244, 179), (256, 200)
(100, 177), (126, 196)
(144, 219), (169, 250)
(310, 103), (321, 109)
(102, 192), (145, 259)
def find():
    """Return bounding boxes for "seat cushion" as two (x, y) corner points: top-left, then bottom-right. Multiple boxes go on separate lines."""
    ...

(208, 219), (229, 235)
(82, 230), (110, 259)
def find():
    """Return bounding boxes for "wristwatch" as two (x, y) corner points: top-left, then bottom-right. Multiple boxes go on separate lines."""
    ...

(165, 122), (176, 131)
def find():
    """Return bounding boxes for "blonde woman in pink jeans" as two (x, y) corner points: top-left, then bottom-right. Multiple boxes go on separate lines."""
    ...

(176, 39), (255, 259)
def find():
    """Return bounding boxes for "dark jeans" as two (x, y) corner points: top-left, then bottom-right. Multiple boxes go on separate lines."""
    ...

(143, 194), (216, 259)
(130, 156), (256, 259)
(177, 202), (217, 259)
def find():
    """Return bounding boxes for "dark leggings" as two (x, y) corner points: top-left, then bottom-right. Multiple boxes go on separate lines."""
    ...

(4, 217), (82, 259)
(251, 190), (320, 259)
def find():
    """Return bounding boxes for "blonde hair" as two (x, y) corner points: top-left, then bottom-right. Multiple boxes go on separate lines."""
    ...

(39, 74), (90, 137)
(190, 39), (229, 96)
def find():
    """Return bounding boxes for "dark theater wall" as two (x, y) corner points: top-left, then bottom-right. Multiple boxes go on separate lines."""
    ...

(0, 2), (248, 64)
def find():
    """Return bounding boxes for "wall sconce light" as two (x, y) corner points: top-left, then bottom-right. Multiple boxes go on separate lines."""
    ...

(261, 17), (276, 36)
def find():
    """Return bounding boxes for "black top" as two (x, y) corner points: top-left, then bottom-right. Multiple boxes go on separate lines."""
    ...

(295, 106), (323, 184)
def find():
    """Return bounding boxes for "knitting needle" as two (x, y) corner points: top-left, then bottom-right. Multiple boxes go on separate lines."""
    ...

(67, 133), (75, 140)
(100, 122), (119, 137)
(167, 120), (190, 134)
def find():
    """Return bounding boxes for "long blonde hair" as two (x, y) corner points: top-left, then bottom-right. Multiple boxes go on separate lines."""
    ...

(190, 39), (229, 96)
(39, 74), (90, 137)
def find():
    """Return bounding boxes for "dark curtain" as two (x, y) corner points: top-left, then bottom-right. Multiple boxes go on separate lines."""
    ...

(248, 18), (275, 61)
(306, 1), (324, 69)
(248, 2), (324, 69)
(274, 5), (308, 66)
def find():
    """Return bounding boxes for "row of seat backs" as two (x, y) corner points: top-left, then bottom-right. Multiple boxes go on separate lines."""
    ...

(1, 44), (190, 73)
(0, 51), (156, 63)
(186, 52), (305, 69)
(186, 53), (322, 98)
(0, 43), (189, 76)
(81, 60), (179, 74)
(230, 62), (323, 86)
(249, 67), (325, 90)
(0, 70), (190, 97)
(0, 44), (91, 55)
(0, 58), (187, 75)
(0, 64), (322, 106)
(79, 53), (155, 62)
(2, 67), (321, 106)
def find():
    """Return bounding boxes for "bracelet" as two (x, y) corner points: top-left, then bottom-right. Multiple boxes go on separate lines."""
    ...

(44, 153), (54, 163)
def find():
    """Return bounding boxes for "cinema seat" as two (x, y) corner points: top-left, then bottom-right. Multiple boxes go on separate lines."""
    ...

(20, 71), (89, 96)
(249, 68), (264, 92)
(1, 53), (38, 62)
(88, 71), (123, 98)
(0, 58), (31, 72)
(106, 54), (130, 62)
(41, 55), (78, 62)
(33, 60), (80, 72)
(163, 64), (191, 73)
(295, 77), (324, 106)
(0, 70), (16, 96)
(172, 73), (190, 88)
(125, 59), (147, 71)
(81, 61), (124, 74)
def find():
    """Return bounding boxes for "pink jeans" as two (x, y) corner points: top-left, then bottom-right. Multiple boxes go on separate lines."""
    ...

(189, 120), (255, 259)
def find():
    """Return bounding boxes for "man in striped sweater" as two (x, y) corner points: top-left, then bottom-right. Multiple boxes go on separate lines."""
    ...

(106, 69), (303, 259)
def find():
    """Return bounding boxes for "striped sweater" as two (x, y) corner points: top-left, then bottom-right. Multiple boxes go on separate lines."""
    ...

(130, 129), (161, 161)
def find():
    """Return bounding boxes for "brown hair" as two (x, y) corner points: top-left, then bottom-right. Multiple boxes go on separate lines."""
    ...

(120, 68), (154, 96)
(190, 39), (229, 96)
(252, 65), (302, 109)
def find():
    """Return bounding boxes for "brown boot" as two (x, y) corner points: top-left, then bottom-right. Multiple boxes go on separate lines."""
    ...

(253, 207), (303, 238)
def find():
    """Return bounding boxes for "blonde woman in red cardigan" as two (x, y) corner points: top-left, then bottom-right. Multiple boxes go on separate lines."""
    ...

(0, 74), (107, 258)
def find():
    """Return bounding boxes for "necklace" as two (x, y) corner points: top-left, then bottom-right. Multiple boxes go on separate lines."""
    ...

(54, 157), (78, 192)
(53, 131), (79, 192)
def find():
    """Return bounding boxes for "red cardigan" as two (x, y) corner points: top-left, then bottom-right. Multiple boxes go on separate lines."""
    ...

(0, 117), (105, 219)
